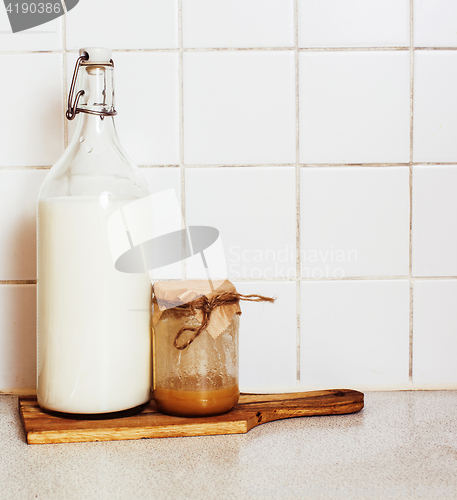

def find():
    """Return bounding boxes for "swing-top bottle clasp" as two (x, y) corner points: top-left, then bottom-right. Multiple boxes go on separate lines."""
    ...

(66, 48), (117, 121)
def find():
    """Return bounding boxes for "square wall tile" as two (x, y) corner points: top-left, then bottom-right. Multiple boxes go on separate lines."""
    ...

(235, 282), (297, 390)
(413, 51), (457, 163)
(0, 170), (47, 280)
(0, 285), (36, 391)
(301, 280), (410, 386)
(414, 0), (457, 47)
(67, 52), (180, 165)
(66, 0), (178, 49)
(0, 8), (62, 51)
(112, 52), (180, 166)
(141, 167), (181, 197)
(413, 280), (457, 384)
(183, 51), (296, 164)
(186, 167), (296, 280)
(0, 54), (64, 167)
(300, 167), (410, 278)
(299, 51), (410, 164)
(183, 0), (294, 48)
(141, 167), (182, 281)
(298, 0), (410, 48)
(412, 165), (457, 277)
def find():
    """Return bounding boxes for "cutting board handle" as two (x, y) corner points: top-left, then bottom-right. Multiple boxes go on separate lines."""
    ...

(237, 389), (364, 429)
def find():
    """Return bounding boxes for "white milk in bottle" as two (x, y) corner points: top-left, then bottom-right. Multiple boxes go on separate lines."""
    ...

(37, 196), (151, 414)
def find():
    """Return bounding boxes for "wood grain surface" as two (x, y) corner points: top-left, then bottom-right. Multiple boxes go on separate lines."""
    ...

(19, 389), (364, 445)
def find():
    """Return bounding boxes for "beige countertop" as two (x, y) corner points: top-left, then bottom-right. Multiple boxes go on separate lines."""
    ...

(1, 391), (456, 500)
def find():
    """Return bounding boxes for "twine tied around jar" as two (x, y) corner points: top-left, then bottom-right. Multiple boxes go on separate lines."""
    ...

(172, 292), (275, 350)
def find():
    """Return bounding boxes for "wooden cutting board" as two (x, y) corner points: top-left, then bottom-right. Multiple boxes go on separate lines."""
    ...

(19, 389), (364, 445)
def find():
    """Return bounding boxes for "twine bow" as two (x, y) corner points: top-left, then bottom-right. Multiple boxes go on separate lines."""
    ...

(173, 292), (275, 350)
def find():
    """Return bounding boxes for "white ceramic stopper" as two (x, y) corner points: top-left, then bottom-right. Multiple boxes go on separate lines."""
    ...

(79, 47), (112, 63)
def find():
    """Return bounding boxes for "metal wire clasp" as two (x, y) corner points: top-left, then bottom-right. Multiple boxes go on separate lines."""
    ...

(66, 54), (88, 120)
(66, 54), (117, 121)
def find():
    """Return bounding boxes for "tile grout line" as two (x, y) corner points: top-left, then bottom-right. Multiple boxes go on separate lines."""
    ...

(178, 0), (186, 280)
(182, 163), (422, 168)
(2, 276), (457, 286)
(62, 46), (413, 53)
(3, 46), (457, 57)
(294, 0), (301, 384)
(298, 46), (410, 52)
(409, 162), (457, 165)
(299, 163), (410, 168)
(70, 46), (457, 52)
(5, 45), (457, 56)
(414, 46), (457, 50)
(10, 162), (457, 171)
(0, 281), (37, 285)
(5, 383), (457, 394)
(62, 10), (68, 149)
(409, 0), (414, 383)
(184, 163), (297, 168)
(6, 162), (457, 171)
(180, 46), (413, 52)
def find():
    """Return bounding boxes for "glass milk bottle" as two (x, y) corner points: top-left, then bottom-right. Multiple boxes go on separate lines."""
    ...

(37, 48), (152, 417)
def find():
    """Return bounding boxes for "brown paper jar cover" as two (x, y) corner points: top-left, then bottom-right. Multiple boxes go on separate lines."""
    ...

(152, 279), (241, 345)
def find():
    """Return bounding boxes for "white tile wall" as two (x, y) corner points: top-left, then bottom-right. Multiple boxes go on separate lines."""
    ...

(301, 167), (410, 278)
(412, 165), (457, 277)
(0, 53), (64, 167)
(298, 0), (410, 48)
(141, 167), (182, 281)
(183, 51), (296, 165)
(413, 51), (457, 163)
(414, 0), (457, 47)
(182, 0), (295, 48)
(111, 52), (180, 166)
(413, 280), (457, 384)
(236, 281), (297, 390)
(0, 170), (47, 281)
(301, 280), (410, 386)
(0, 285), (36, 390)
(141, 167), (181, 197)
(186, 168), (296, 280)
(66, 0), (179, 50)
(299, 51), (410, 164)
(2, 1), (457, 393)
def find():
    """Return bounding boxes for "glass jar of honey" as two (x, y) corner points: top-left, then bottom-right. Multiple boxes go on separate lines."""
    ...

(152, 280), (241, 417)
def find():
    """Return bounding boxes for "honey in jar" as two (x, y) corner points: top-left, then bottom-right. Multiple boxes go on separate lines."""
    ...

(153, 384), (240, 417)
